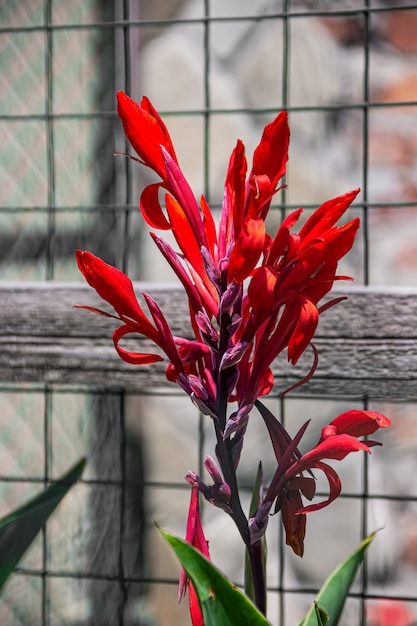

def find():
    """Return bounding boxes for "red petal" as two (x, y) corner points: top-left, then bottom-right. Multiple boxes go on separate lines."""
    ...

(280, 490), (306, 557)
(256, 366), (275, 399)
(188, 584), (204, 626)
(292, 434), (371, 472)
(322, 218), (360, 265)
(228, 218), (265, 283)
(151, 234), (203, 313)
(247, 173), (275, 221)
(140, 95), (178, 162)
(162, 148), (207, 249)
(140, 183), (171, 230)
(298, 189), (360, 246)
(142, 292), (184, 373)
(326, 409), (391, 438)
(287, 296), (319, 364)
(76, 250), (156, 337)
(117, 91), (177, 178)
(224, 139), (247, 238)
(179, 487), (210, 621)
(200, 195), (218, 258)
(247, 266), (277, 311)
(267, 208), (303, 266)
(165, 194), (207, 283)
(252, 111), (289, 189)
(297, 461), (342, 514)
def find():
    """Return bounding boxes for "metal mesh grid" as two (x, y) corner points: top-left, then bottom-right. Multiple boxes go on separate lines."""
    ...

(1, 1), (417, 624)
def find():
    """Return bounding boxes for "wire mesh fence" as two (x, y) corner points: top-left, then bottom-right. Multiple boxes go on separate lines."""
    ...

(1, 1), (417, 624)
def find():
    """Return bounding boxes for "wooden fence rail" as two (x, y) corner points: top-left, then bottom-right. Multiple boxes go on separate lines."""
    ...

(1, 282), (417, 400)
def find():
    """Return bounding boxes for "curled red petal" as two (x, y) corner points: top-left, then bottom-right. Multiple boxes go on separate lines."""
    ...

(140, 183), (171, 230)
(296, 461), (342, 514)
(113, 325), (164, 365)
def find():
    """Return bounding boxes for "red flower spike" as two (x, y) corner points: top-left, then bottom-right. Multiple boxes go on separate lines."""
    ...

(179, 487), (210, 626)
(77, 97), (390, 560)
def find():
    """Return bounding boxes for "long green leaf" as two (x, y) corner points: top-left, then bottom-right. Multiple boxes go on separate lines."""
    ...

(160, 528), (271, 626)
(299, 533), (376, 626)
(0, 458), (86, 590)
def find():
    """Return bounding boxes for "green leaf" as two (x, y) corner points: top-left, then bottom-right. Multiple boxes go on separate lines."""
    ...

(298, 533), (376, 626)
(313, 602), (329, 626)
(0, 458), (86, 590)
(245, 462), (267, 602)
(160, 528), (271, 626)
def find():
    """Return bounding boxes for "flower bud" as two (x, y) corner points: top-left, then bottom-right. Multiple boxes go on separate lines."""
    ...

(249, 501), (272, 544)
(223, 404), (253, 439)
(219, 281), (241, 313)
(220, 341), (249, 370)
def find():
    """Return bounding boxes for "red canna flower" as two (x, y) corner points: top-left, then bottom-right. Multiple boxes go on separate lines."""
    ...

(178, 486), (211, 626)
(76, 93), (388, 528)
(76, 93), (391, 610)
(251, 402), (391, 556)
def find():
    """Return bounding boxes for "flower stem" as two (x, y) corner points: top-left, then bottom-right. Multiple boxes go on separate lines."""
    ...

(215, 306), (266, 615)
(214, 375), (250, 547)
(248, 541), (267, 616)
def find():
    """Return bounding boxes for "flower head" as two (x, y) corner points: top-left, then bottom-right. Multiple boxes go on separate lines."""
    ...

(77, 93), (360, 424)
(75, 92), (391, 569)
(252, 402), (391, 556)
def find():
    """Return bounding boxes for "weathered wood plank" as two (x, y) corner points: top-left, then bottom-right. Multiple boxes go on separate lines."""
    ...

(1, 283), (416, 399)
